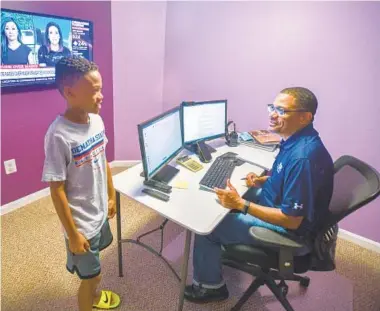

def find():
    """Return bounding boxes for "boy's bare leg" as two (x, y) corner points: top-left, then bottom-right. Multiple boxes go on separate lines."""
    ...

(91, 274), (102, 304)
(78, 274), (101, 311)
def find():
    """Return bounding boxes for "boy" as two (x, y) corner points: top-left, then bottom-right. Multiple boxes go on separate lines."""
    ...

(42, 56), (121, 310)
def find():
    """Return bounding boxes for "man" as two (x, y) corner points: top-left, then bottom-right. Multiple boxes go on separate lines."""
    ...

(184, 87), (334, 303)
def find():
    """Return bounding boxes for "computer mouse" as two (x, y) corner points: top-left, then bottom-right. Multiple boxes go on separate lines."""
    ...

(234, 158), (245, 166)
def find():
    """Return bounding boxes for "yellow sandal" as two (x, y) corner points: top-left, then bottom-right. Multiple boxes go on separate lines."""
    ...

(93, 290), (121, 309)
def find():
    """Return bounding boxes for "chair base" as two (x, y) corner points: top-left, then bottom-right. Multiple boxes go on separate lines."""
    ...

(231, 269), (307, 311)
(222, 258), (310, 310)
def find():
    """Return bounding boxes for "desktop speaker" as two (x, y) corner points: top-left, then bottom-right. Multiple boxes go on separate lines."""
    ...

(196, 141), (212, 163)
(225, 121), (239, 147)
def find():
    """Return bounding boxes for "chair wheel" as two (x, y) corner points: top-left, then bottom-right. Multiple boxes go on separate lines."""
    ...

(280, 284), (289, 296)
(300, 276), (310, 287)
(277, 280), (289, 297)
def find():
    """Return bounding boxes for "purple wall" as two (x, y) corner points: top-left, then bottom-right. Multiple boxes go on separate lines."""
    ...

(112, 1), (167, 160)
(2, 1), (379, 242)
(1, 1), (114, 206)
(163, 2), (380, 242)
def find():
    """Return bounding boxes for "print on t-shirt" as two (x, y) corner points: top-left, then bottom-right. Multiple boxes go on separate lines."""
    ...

(71, 130), (105, 168)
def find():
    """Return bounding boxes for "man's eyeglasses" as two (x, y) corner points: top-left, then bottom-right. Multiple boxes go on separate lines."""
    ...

(267, 104), (308, 116)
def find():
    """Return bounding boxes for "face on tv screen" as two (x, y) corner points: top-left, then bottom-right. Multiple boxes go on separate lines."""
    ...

(1, 8), (93, 88)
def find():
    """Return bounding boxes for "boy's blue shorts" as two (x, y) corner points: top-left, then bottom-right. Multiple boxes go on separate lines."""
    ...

(65, 219), (113, 279)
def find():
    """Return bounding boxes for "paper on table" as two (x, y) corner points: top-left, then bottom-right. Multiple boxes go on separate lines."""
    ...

(173, 180), (189, 189)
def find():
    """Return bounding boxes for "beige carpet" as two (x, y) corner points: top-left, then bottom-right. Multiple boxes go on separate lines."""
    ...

(1, 167), (380, 311)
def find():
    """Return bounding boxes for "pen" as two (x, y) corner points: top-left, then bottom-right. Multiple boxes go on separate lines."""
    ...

(241, 177), (247, 180)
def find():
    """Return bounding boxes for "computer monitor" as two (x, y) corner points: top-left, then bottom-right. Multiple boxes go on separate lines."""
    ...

(181, 100), (227, 154)
(138, 107), (182, 183)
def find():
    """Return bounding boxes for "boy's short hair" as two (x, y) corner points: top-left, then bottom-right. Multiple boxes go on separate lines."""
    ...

(55, 56), (98, 95)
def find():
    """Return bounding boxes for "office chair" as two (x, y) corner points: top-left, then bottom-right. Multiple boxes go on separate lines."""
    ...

(221, 155), (380, 311)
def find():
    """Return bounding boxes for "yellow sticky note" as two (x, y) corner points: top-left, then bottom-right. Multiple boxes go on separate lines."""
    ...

(173, 181), (189, 189)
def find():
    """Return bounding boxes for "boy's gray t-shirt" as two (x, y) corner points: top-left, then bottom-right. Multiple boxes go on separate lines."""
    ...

(42, 113), (108, 240)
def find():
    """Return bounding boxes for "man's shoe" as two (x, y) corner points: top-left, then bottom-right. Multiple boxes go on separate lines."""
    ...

(184, 283), (229, 303)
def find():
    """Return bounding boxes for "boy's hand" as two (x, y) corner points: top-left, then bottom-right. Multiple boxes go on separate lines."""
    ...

(69, 232), (90, 254)
(108, 198), (116, 219)
(246, 173), (264, 188)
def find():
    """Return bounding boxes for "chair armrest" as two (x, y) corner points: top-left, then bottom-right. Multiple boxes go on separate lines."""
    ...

(249, 227), (305, 250)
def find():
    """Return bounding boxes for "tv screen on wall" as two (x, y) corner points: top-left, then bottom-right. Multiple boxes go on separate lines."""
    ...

(1, 8), (93, 89)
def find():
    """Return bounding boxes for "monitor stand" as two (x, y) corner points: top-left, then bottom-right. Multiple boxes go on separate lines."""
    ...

(139, 164), (178, 184)
(140, 165), (179, 184)
(184, 142), (216, 154)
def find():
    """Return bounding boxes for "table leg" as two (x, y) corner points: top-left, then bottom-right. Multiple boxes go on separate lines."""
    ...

(116, 191), (123, 277)
(177, 229), (192, 311)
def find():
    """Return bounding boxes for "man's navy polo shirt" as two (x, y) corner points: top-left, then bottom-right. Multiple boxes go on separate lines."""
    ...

(259, 123), (334, 235)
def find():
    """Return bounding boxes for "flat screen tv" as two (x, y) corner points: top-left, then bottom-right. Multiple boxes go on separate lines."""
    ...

(1, 8), (93, 89)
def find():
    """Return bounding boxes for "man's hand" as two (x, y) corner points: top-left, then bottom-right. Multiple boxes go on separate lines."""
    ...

(246, 173), (265, 188)
(68, 232), (90, 254)
(108, 198), (116, 219)
(214, 179), (245, 211)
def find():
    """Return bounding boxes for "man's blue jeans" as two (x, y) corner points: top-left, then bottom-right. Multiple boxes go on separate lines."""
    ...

(192, 188), (287, 288)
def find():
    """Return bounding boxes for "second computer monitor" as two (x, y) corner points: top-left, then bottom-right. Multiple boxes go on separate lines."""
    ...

(138, 107), (182, 183)
(181, 100), (227, 146)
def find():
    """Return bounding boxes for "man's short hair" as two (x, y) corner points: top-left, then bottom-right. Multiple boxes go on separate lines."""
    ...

(55, 56), (98, 95)
(280, 87), (318, 116)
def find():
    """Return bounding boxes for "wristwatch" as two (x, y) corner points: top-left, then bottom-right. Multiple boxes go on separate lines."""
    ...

(242, 200), (250, 215)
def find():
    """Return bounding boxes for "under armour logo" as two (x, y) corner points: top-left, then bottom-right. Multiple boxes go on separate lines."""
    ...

(293, 203), (303, 210)
(277, 162), (283, 173)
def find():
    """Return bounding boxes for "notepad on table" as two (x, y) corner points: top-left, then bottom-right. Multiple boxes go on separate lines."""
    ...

(173, 180), (189, 189)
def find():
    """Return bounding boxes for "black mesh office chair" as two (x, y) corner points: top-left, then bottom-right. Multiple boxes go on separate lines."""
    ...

(221, 155), (380, 311)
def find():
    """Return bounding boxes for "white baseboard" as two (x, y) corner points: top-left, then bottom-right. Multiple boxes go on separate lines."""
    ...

(1, 187), (50, 216)
(1, 160), (140, 216)
(338, 229), (380, 254)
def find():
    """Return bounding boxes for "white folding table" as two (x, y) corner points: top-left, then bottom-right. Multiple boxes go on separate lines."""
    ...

(113, 141), (277, 310)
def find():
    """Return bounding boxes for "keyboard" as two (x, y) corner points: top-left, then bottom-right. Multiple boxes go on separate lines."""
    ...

(199, 157), (236, 191)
